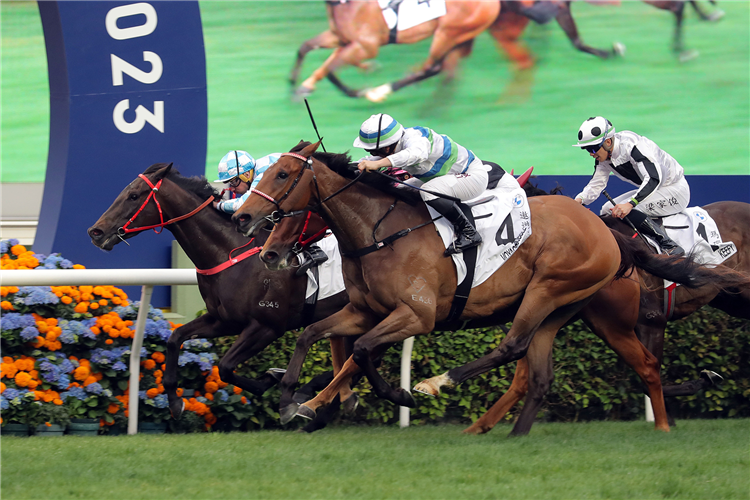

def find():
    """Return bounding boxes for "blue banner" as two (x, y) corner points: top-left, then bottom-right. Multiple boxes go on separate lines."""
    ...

(37, 1), (207, 305)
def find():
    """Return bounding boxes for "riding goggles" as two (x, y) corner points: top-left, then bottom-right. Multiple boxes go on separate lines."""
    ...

(225, 171), (253, 188)
(582, 142), (604, 154)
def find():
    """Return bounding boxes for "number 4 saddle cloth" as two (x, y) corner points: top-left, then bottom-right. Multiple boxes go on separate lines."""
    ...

(426, 172), (532, 288)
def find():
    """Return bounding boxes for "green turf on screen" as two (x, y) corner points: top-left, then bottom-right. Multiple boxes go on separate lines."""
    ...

(2, 1), (748, 183)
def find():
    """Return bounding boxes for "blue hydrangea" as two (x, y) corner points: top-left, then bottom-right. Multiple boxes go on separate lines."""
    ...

(3, 388), (19, 400)
(59, 319), (95, 343)
(153, 394), (169, 409)
(42, 254), (64, 269)
(13, 286), (59, 306)
(85, 382), (103, 395)
(138, 390), (147, 400)
(0, 240), (9, 254)
(216, 389), (229, 403)
(20, 326), (40, 341)
(196, 396), (208, 404)
(1, 396), (9, 410)
(112, 361), (128, 372)
(183, 339), (213, 350)
(0, 313), (37, 331)
(61, 386), (88, 401)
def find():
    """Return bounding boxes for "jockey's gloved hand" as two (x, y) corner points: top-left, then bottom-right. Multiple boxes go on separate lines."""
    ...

(296, 244), (329, 276)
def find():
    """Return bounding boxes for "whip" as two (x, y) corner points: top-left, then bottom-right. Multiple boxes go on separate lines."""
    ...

(304, 98), (326, 153)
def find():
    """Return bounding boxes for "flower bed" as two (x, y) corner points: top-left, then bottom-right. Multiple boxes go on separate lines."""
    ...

(1, 239), (253, 434)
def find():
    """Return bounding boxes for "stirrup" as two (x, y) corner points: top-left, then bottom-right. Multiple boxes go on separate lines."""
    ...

(444, 234), (482, 257)
(296, 246), (329, 276)
(661, 243), (685, 257)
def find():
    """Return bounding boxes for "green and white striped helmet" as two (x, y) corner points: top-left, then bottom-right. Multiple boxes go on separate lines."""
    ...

(573, 116), (615, 148)
(353, 113), (404, 150)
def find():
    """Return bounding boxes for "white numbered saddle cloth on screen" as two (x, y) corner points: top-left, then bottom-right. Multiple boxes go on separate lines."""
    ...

(427, 173), (532, 287)
(379, 0), (446, 32)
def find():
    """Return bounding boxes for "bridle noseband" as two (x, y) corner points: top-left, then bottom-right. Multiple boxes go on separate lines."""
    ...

(117, 173), (214, 243)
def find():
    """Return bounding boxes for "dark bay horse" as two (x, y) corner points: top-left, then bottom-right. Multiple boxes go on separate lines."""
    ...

(231, 141), (739, 433)
(86, 163), (354, 425)
(462, 196), (750, 435)
(289, 0), (500, 101)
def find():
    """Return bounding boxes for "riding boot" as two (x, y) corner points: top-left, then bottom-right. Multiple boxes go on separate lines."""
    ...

(426, 198), (482, 256)
(296, 244), (329, 276)
(637, 216), (685, 257)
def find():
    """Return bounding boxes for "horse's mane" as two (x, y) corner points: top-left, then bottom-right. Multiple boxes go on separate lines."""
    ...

(289, 141), (421, 205)
(143, 163), (232, 222)
(523, 181), (565, 198)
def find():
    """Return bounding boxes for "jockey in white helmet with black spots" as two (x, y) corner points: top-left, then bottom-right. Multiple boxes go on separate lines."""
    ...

(573, 116), (690, 256)
(214, 150), (328, 273)
(354, 113), (491, 256)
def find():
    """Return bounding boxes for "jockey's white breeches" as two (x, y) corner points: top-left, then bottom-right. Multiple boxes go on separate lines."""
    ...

(405, 159), (490, 202)
(600, 177), (690, 217)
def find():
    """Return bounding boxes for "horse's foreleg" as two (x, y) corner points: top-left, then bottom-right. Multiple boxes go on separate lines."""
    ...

(164, 314), (236, 420)
(555, 2), (620, 59)
(290, 30), (342, 88)
(279, 305), (376, 423)
(463, 357), (529, 435)
(217, 320), (284, 396)
(489, 11), (534, 70)
(298, 41), (378, 99)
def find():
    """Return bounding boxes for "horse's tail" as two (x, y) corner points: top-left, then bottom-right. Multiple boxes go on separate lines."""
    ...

(612, 230), (750, 291)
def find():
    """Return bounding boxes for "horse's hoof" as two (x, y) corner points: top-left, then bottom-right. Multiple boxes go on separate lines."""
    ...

(707, 9), (725, 21)
(613, 42), (626, 57)
(169, 398), (186, 420)
(266, 368), (286, 383)
(678, 49), (699, 63)
(292, 85), (313, 102)
(279, 402), (300, 425)
(342, 393), (359, 414)
(700, 370), (724, 386)
(297, 404), (316, 420)
(292, 391), (312, 405)
(394, 388), (416, 408)
(413, 381), (438, 397)
(364, 84), (393, 103)
(463, 424), (491, 435)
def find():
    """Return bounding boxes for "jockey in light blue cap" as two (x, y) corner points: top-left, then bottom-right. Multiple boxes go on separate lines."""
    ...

(213, 149), (329, 273)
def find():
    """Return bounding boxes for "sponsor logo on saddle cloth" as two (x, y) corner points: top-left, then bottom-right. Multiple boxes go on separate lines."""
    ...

(426, 173), (532, 287)
(304, 234), (346, 301)
(379, 0), (447, 32)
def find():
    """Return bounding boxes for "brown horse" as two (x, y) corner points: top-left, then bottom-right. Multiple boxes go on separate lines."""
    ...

(462, 199), (750, 435)
(86, 163), (356, 429)
(289, 0), (500, 101)
(231, 141), (740, 432)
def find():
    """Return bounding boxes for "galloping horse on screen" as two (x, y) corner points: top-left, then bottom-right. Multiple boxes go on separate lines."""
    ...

(289, 0), (500, 101)
(87, 163), (355, 428)
(231, 141), (738, 433)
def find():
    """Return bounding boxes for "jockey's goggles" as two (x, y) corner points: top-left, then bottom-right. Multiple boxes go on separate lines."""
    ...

(225, 172), (253, 187)
(582, 142), (604, 154)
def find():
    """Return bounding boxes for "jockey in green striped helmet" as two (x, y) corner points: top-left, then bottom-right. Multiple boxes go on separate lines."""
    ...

(354, 113), (492, 256)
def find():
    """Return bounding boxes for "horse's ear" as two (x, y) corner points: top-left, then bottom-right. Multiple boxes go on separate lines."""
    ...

(155, 162), (173, 181)
(301, 141), (321, 157)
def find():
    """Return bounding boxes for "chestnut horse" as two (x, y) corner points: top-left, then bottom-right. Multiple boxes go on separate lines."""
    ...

(463, 198), (750, 435)
(87, 163), (355, 429)
(231, 142), (738, 432)
(289, 0), (500, 101)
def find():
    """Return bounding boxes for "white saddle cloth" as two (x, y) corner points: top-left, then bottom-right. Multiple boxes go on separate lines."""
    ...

(304, 234), (346, 301)
(653, 208), (737, 266)
(427, 173), (532, 287)
(379, 0), (446, 32)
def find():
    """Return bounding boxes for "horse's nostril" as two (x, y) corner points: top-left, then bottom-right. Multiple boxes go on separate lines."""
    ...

(262, 251), (278, 264)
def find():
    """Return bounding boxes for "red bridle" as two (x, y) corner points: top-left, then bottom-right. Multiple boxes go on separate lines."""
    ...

(119, 174), (214, 235)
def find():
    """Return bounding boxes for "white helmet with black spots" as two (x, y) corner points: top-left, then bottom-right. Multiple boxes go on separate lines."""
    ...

(353, 113), (405, 150)
(573, 116), (615, 149)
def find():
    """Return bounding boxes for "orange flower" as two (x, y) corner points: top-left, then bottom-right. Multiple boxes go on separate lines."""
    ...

(233, 385), (242, 395)
(45, 422), (52, 427)
(83, 376), (98, 387)
(53, 398), (63, 405)
(0, 382), (5, 393)
(1, 363), (18, 379)
(14, 371), (32, 387)
(204, 392), (214, 401)
(176, 388), (183, 397)
(105, 339), (113, 345)
(142, 359), (156, 370)
(89, 303), (99, 310)
(146, 388), (160, 399)
(0, 301), (14, 311)
(204, 381), (219, 394)
(151, 352), (165, 364)
(47, 340), (62, 351)
(74, 302), (89, 314)
(10, 244), (26, 256)
(73, 264), (86, 269)
(241, 396), (247, 404)
(205, 413), (217, 425)
(98, 299), (108, 306)
(31, 336), (45, 348)
(45, 318), (57, 327)
(153, 370), (163, 378)
(74, 365), (91, 381)
(60, 296), (73, 305)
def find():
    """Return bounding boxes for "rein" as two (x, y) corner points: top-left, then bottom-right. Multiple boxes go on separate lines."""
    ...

(119, 174), (214, 237)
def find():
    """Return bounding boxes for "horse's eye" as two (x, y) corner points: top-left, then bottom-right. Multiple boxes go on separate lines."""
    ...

(278, 172), (289, 180)
(129, 193), (139, 201)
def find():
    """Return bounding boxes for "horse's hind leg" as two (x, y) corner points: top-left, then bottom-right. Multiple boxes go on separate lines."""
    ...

(297, 41), (380, 99)
(463, 357), (529, 435)
(556, 1), (621, 59)
(164, 314), (238, 419)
